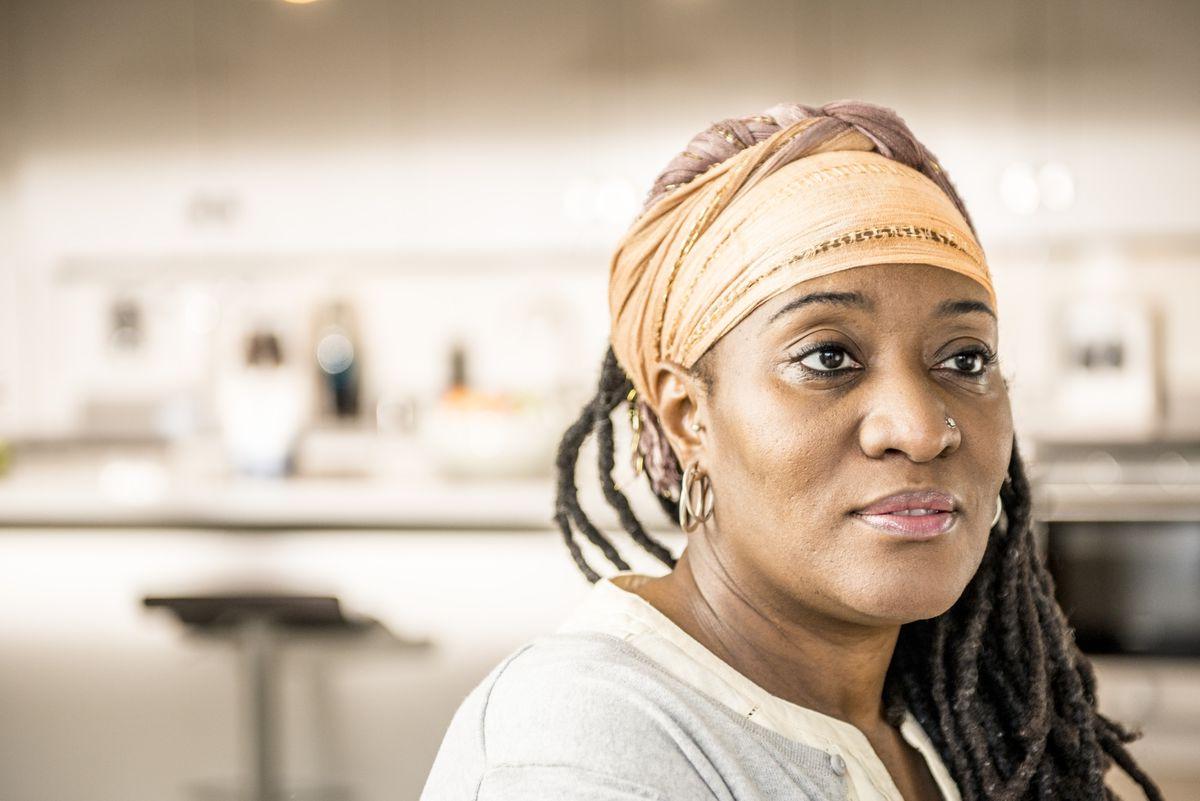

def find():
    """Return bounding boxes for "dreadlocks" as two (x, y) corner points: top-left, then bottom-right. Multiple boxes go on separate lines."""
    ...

(552, 103), (1164, 801)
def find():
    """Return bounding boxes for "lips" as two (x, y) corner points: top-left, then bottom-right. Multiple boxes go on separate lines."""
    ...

(852, 490), (958, 540)
(854, 490), (956, 515)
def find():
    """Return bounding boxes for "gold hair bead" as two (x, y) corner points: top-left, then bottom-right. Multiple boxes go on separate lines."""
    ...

(711, 125), (737, 145)
(627, 387), (644, 475)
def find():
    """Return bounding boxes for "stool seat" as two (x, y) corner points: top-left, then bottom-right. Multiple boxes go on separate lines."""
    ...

(143, 593), (375, 630)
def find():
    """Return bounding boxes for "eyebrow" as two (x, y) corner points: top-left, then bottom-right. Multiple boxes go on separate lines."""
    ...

(764, 291), (995, 329)
(934, 299), (996, 320)
(765, 291), (872, 327)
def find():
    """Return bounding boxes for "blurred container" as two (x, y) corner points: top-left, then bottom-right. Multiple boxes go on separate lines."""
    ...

(418, 341), (564, 479)
(419, 391), (564, 480)
(1049, 292), (1162, 442)
(216, 328), (307, 478)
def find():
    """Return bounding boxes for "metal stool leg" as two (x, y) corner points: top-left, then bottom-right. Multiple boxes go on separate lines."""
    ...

(240, 616), (279, 801)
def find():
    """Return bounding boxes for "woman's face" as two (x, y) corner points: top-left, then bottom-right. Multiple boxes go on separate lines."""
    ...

(676, 262), (1012, 626)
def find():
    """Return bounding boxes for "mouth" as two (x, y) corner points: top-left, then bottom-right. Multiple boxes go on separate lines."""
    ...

(851, 489), (959, 541)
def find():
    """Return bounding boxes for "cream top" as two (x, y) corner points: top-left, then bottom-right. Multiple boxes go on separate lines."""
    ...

(556, 571), (962, 801)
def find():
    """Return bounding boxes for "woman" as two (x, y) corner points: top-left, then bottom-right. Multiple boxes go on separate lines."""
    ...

(421, 101), (1163, 801)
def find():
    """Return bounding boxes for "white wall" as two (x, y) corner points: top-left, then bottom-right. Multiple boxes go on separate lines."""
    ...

(5, 0), (1197, 251)
(5, 0), (1200, 438)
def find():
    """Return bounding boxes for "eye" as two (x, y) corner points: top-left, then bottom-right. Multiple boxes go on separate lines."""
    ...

(937, 347), (997, 377)
(792, 343), (864, 375)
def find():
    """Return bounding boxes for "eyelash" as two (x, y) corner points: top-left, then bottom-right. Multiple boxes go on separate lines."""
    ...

(788, 341), (998, 379)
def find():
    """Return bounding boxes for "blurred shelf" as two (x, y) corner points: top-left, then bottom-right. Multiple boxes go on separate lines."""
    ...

(0, 475), (544, 531)
(1029, 442), (1200, 521)
(1034, 483), (1200, 522)
(985, 228), (1200, 262)
(0, 427), (680, 532)
(0, 453), (681, 533)
(53, 246), (611, 285)
(0, 474), (591, 531)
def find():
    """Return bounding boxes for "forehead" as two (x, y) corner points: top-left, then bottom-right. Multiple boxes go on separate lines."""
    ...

(748, 262), (995, 329)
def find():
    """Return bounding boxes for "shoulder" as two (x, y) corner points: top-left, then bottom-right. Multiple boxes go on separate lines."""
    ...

(420, 641), (539, 800)
(421, 631), (725, 801)
(481, 631), (703, 762)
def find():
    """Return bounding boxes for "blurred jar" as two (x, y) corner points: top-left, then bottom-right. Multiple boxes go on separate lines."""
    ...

(216, 328), (308, 478)
(419, 341), (564, 480)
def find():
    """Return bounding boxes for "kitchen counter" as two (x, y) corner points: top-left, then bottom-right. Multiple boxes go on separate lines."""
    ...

(1035, 481), (1200, 522)
(0, 473), (572, 530)
(1, 437), (1198, 530)
(0, 435), (677, 531)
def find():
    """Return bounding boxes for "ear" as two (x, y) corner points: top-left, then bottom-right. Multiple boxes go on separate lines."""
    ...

(650, 360), (708, 468)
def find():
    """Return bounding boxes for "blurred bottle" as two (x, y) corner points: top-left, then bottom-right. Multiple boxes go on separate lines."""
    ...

(109, 295), (144, 352)
(439, 339), (507, 410)
(311, 299), (363, 421)
(444, 340), (470, 401)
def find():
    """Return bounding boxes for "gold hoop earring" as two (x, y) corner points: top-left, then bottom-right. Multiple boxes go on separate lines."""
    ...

(679, 462), (714, 532)
(991, 495), (1003, 528)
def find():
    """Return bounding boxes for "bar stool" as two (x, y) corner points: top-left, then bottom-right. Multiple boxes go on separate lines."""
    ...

(144, 593), (426, 801)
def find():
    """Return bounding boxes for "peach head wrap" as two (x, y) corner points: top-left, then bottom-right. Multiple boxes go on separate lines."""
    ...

(608, 117), (995, 415)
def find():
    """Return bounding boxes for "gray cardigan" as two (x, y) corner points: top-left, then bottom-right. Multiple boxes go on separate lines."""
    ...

(420, 631), (851, 800)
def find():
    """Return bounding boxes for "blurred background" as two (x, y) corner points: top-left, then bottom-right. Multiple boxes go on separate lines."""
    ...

(0, 0), (1198, 798)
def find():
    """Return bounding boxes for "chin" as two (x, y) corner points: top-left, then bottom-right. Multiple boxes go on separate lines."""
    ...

(840, 568), (974, 624)
(832, 521), (987, 624)
(866, 590), (964, 623)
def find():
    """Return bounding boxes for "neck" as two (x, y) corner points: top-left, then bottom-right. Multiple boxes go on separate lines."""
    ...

(642, 541), (901, 733)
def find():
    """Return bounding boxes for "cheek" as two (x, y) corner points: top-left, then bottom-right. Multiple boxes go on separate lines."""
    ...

(987, 393), (1015, 473)
(706, 378), (858, 582)
(713, 380), (848, 514)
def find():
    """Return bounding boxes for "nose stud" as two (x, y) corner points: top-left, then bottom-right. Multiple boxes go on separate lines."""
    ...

(945, 416), (957, 429)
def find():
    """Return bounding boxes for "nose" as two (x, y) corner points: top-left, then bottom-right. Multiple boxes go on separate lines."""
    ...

(857, 364), (959, 462)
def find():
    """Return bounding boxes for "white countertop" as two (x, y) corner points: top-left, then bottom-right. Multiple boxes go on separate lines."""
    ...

(1, 438), (1198, 530)
(0, 436), (679, 531)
